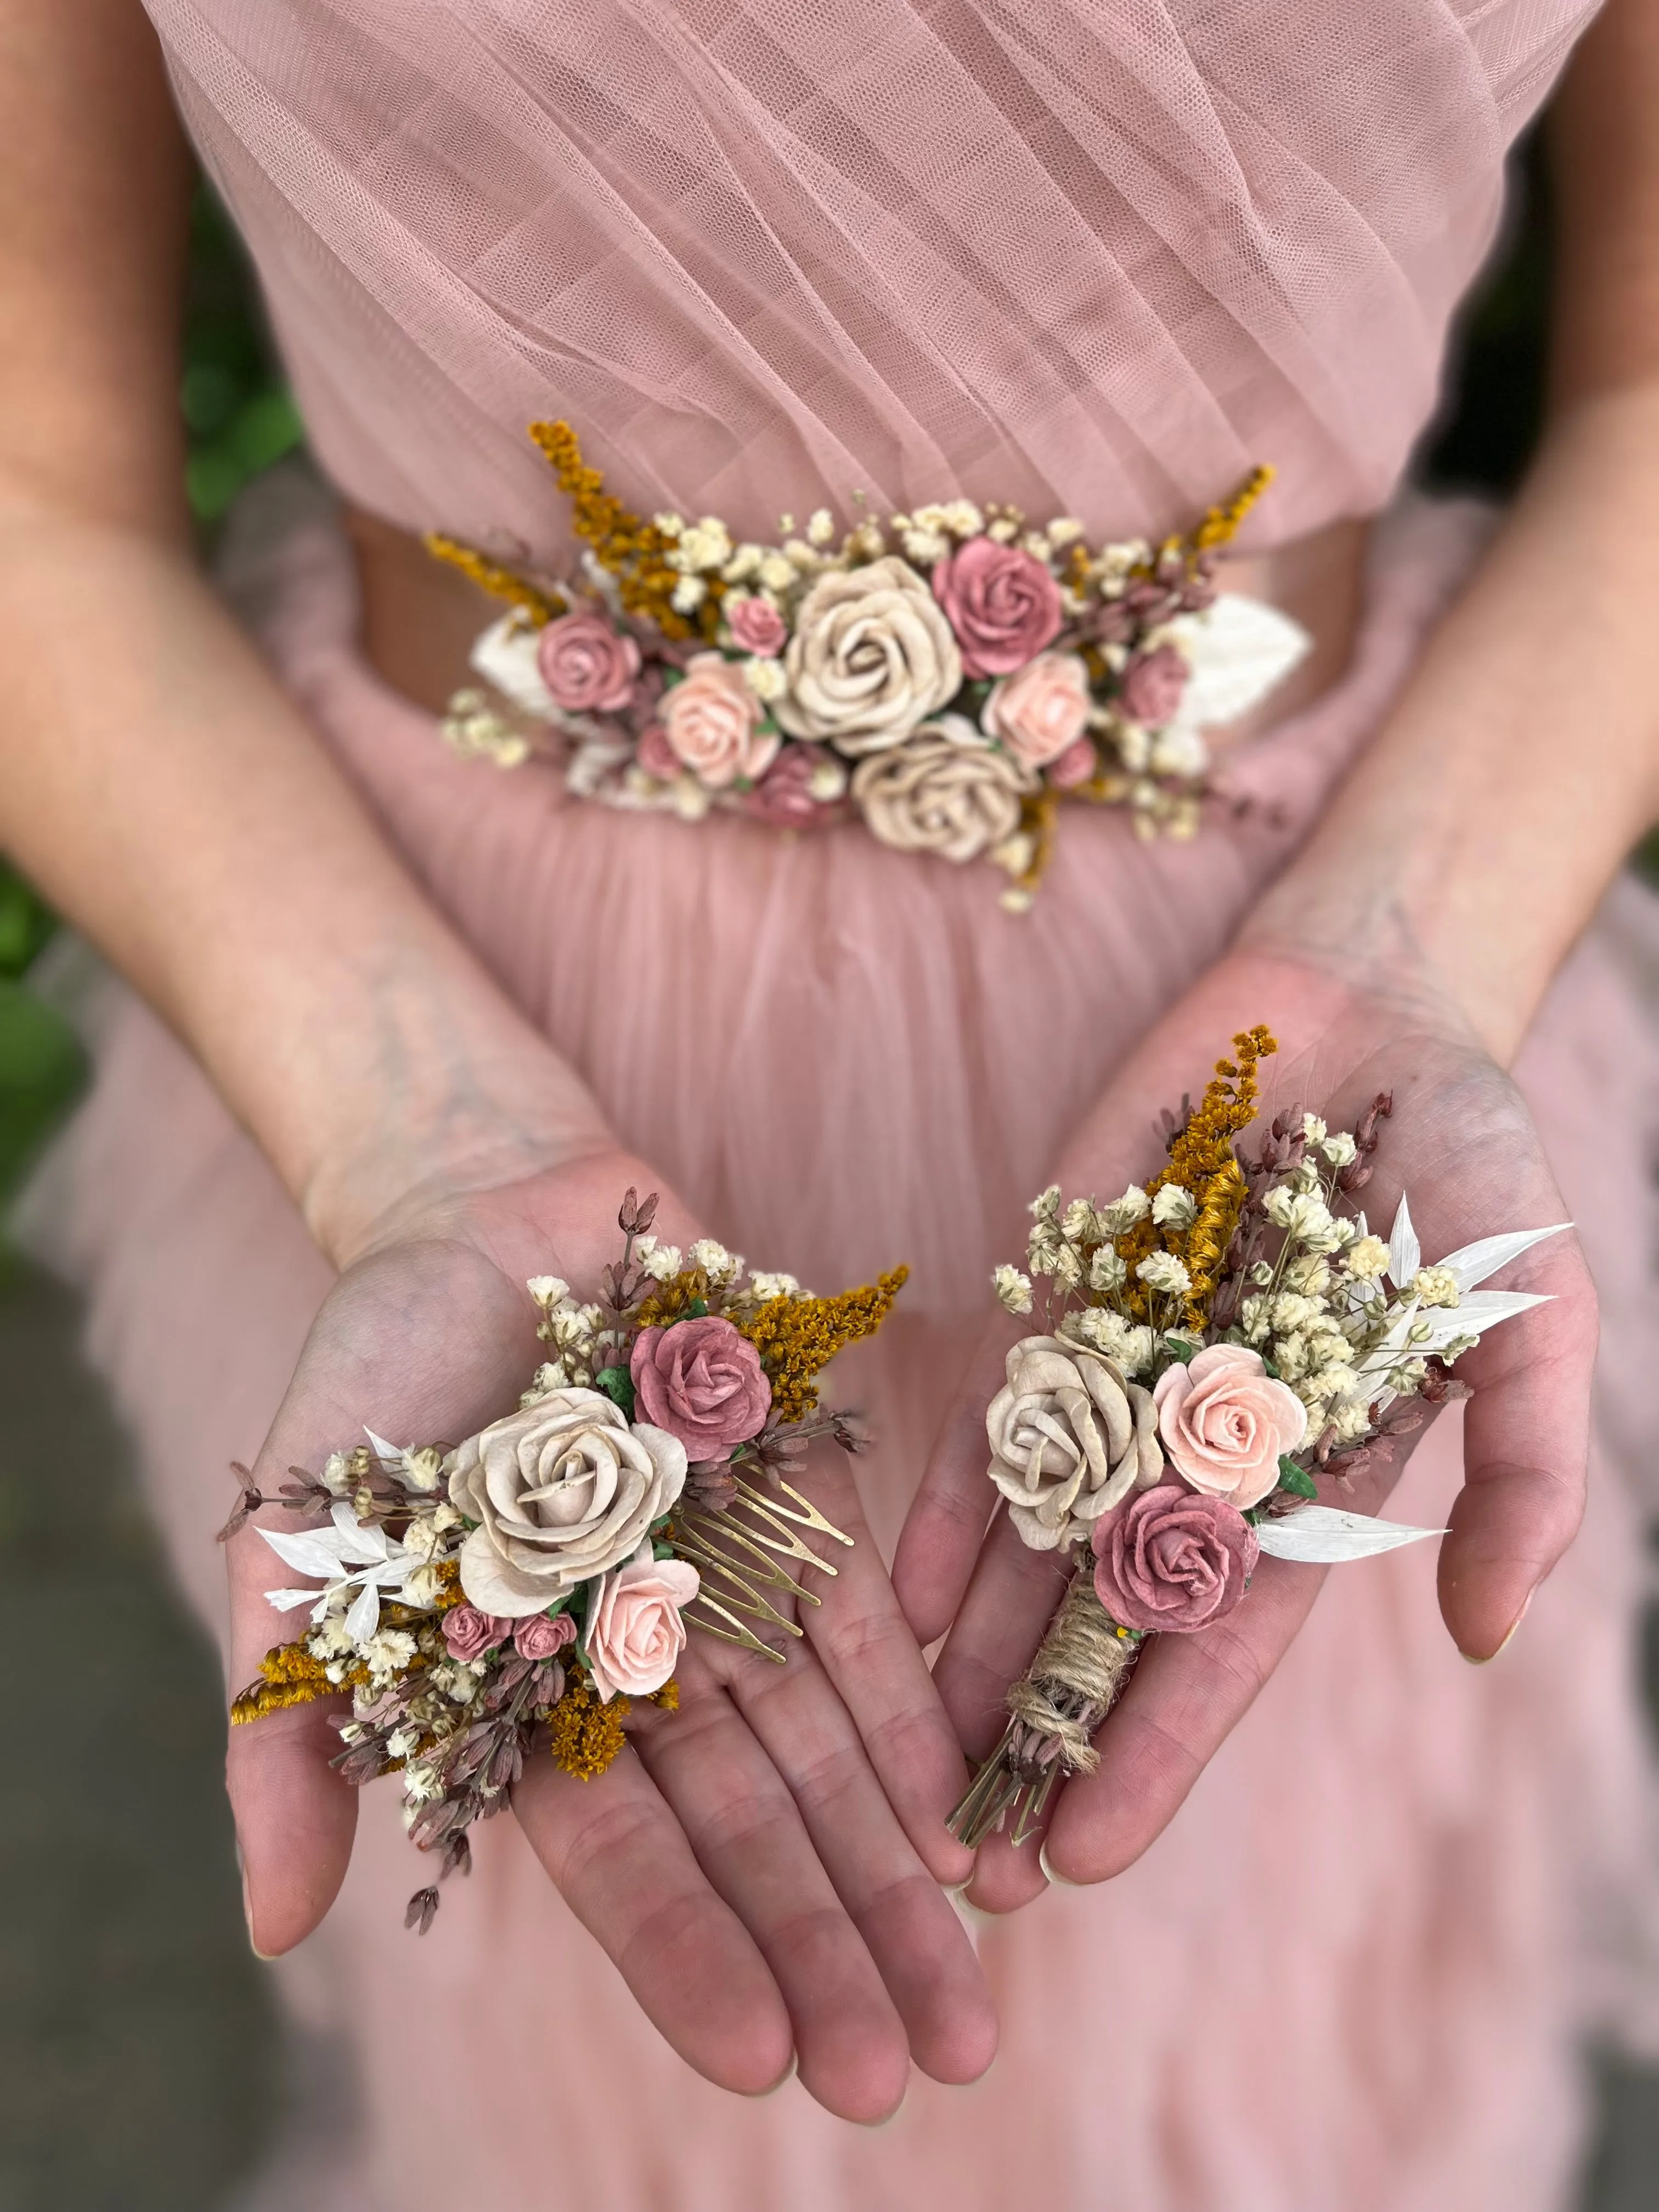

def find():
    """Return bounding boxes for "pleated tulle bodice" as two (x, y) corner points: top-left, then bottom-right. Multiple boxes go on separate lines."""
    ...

(146, 0), (1593, 560)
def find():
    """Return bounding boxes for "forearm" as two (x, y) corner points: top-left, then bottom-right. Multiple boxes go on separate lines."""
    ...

(1244, 381), (1659, 1062)
(0, 506), (611, 1261)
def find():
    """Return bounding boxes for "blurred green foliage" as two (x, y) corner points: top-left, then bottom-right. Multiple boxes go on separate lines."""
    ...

(179, 186), (303, 525)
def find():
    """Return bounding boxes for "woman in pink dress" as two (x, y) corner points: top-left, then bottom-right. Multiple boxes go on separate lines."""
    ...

(4, 0), (1659, 2203)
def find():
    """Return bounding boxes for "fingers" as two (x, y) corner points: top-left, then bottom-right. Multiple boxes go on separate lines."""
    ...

(932, 1506), (1072, 1758)
(227, 1695), (358, 1955)
(892, 1321), (1011, 1646)
(724, 1632), (996, 2086)
(1040, 1555), (1327, 1885)
(630, 1655), (913, 2123)
(224, 1515), (360, 1954)
(514, 1742), (795, 2098)
(797, 1444), (977, 1887)
(1438, 1233), (1597, 1659)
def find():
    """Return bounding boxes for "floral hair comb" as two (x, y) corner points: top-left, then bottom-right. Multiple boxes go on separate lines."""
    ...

(427, 426), (1309, 907)
(951, 1030), (1566, 1847)
(225, 1190), (905, 1931)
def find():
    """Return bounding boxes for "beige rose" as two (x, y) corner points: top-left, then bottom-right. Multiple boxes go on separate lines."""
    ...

(851, 719), (1032, 863)
(585, 1544), (702, 1702)
(986, 1334), (1163, 1549)
(777, 557), (961, 753)
(447, 1389), (687, 1616)
(982, 650), (1092, 770)
(1152, 1344), (1308, 1509)
(661, 653), (781, 788)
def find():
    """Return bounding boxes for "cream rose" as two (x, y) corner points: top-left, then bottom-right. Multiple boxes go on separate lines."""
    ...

(584, 1544), (702, 1702)
(661, 653), (781, 788)
(1152, 1344), (1308, 1509)
(982, 650), (1092, 770)
(447, 1390), (687, 1617)
(851, 720), (1031, 863)
(777, 557), (961, 754)
(986, 1335), (1163, 1549)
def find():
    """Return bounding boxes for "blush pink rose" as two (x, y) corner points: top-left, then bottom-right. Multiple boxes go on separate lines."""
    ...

(585, 1547), (702, 1701)
(982, 650), (1092, 769)
(932, 538), (1064, 678)
(1092, 1482), (1258, 1633)
(1047, 735), (1097, 789)
(1152, 1344), (1308, 1509)
(535, 610), (642, 714)
(661, 653), (781, 789)
(725, 595), (789, 656)
(1118, 642), (1188, 727)
(443, 1604), (513, 1661)
(635, 720), (679, 781)
(744, 745), (834, 828)
(514, 1611), (577, 1661)
(630, 1315), (773, 1457)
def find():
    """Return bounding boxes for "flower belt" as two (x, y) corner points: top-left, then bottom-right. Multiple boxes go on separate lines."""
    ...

(429, 425), (1310, 908)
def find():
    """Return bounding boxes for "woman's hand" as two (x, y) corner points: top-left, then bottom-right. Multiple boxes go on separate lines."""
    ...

(227, 1144), (993, 2121)
(894, 946), (1596, 1912)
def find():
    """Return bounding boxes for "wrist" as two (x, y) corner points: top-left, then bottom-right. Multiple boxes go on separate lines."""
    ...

(1243, 390), (1659, 1062)
(285, 952), (615, 1269)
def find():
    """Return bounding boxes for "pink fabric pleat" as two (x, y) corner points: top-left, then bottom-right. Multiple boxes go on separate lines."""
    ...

(142, 0), (1597, 556)
(19, 475), (1659, 2212)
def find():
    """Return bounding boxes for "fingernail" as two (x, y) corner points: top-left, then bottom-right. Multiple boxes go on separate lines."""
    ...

(1463, 1589), (1532, 1666)
(1038, 1841), (1077, 1887)
(238, 1844), (275, 1962)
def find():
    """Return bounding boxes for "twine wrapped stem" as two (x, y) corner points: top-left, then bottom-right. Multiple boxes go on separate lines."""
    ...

(949, 1560), (1143, 1850)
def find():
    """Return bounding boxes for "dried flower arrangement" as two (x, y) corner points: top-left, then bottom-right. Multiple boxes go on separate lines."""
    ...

(428, 425), (1310, 907)
(952, 1030), (1566, 1848)
(226, 1190), (905, 1930)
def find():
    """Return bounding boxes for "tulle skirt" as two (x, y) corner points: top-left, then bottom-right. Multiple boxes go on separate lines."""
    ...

(19, 470), (1659, 2211)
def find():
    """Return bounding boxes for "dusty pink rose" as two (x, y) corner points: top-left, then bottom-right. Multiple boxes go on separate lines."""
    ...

(982, 650), (1092, 769)
(1152, 1344), (1308, 1509)
(585, 1546), (702, 1701)
(1118, 643), (1188, 727)
(1092, 1482), (1258, 1633)
(661, 653), (781, 789)
(535, 610), (642, 714)
(725, 595), (789, 656)
(443, 1604), (512, 1661)
(744, 745), (834, 828)
(514, 1610), (577, 1661)
(635, 720), (679, 780)
(932, 538), (1064, 678)
(1047, 735), (1097, 789)
(630, 1315), (772, 1458)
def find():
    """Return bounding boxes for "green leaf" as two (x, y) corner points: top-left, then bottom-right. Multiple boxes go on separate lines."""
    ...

(652, 1539), (676, 1562)
(1261, 1355), (1283, 1380)
(594, 1364), (636, 1418)
(669, 1297), (709, 1322)
(1275, 1457), (1318, 1500)
(1160, 1338), (1198, 1365)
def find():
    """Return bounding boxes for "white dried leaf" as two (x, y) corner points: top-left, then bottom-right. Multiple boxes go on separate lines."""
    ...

(1435, 1222), (1571, 1293)
(1255, 1505), (1444, 1564)
(470, 613), (555, 720)
(1167, 595), (1311, 729)
(1387, 1194), (1420, 1289)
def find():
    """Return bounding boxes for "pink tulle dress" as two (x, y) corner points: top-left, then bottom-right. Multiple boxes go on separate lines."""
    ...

(20, 3), (1659, 2205)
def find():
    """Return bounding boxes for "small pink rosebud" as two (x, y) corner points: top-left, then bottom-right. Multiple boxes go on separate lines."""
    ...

(514, 1611), (577, 1661)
